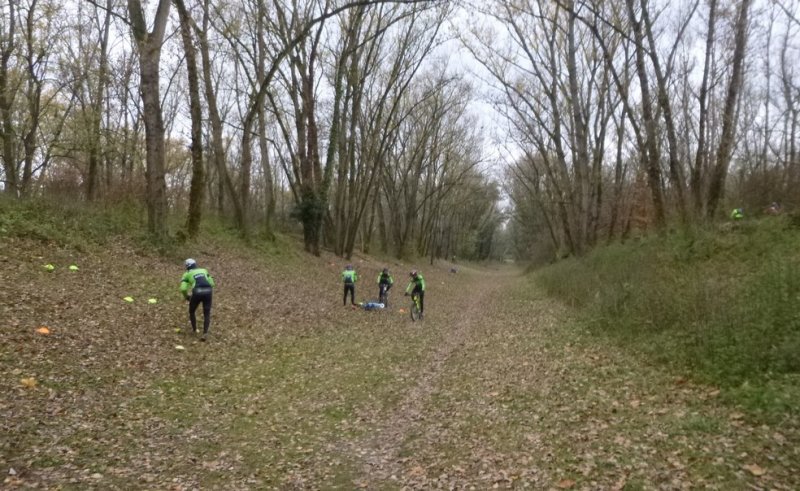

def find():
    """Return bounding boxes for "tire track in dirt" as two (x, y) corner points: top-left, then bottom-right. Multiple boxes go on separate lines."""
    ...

(342, 270), (517, 487)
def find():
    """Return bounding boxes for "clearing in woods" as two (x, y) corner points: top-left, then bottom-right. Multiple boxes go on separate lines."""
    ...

(2, 237), (798, 489)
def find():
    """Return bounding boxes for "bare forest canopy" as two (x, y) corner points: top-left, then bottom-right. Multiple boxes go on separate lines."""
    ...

(0, 0), (798, 261)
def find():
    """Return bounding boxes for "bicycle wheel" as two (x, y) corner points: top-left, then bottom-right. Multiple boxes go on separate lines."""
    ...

(409, 295), (421, 321)
(379, 286), (388, 306)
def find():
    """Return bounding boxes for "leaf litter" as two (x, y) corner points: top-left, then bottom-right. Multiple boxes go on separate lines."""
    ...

(1, 236), (798, 489)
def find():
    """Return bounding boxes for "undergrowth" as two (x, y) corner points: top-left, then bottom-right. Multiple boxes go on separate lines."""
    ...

(0, 195), (146, 250)
(0, 196), (290, 259)
(536, 217), (800, 418)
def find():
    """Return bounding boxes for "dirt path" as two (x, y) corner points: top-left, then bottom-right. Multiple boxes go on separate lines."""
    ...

(335, 272), (800, 490)
(342, 271), (508, 486)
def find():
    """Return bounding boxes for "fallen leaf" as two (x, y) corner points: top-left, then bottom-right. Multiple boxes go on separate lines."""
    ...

(35, 326), (50, 335)
(742, 464), (765, 476)
(557, 479), (575, 489)
(20, 377), (37, 388)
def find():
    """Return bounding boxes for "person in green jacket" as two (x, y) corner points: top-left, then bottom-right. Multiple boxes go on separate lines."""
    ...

(180, 258), (216, 340)
(405, 270), (426, 319)
(342, 264), (358, 306)
(377, 268), (394, 302)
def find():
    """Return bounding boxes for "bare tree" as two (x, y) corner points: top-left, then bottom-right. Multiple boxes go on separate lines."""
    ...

(126, 0), (172, 240)
(706, 0), (753, 218)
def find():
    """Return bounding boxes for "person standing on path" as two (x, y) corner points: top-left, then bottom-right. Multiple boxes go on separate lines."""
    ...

(342, 264), (358, 306)
(405, 270), (426, 319)
(377, 268), (394, 301)
(180, 258), (215, 341)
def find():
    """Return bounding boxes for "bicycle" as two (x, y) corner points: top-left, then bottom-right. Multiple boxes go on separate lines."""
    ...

(406, 291), (422, 321)
(378, 283), (390, 307)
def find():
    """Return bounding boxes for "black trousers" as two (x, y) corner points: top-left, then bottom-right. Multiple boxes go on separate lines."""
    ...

(343, 284), (355, 305)
(189, 290), (213, 333)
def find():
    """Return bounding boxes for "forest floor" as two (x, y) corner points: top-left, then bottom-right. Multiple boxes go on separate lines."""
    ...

(2, 236), (799, 490)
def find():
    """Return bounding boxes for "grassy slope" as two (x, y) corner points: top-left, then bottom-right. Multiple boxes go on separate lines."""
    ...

(535, 217), (800, 419)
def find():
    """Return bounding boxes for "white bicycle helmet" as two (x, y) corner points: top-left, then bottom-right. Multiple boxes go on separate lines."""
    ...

(185, 258), (197, 269)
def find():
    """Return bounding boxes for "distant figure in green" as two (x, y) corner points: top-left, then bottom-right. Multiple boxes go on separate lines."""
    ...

(405, 270), (426, 319)
(376, 268), (394, 301)
(730, 208), (744, 220)
(180, 258), (216, 341)
(342, 264), (358, 306)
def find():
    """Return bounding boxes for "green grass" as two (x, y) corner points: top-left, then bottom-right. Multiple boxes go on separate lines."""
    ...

(0, 195), (146, 249)
(535, 217), (800, 418)
(0, 195), (298, 262)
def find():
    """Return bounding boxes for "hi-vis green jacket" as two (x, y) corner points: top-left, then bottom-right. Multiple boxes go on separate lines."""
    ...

(405, 274), (426, 293)
(180, 268), (215, 299)
(342, 269), (358, 284)
(377, 272), (394, 285)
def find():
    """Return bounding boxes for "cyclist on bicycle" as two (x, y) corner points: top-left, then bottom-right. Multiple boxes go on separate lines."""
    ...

(179, 258), (215, 341)
(342, 264), (358, 306)
(404, 270), (426, 319)
(377, 268), (394, 302)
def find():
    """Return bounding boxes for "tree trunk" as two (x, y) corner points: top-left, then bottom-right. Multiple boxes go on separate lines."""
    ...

(691, 0), (717, 218)
(0, 0), (17, 196)
(626, 0), (666, 228)
(197, 0), (243, 226)
(127, 0), (171, 242)
(175, 0), (204, 238)
(706, 0), (752, 218)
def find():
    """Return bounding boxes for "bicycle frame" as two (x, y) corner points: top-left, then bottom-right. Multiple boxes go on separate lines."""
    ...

(409, 292), (422, 321)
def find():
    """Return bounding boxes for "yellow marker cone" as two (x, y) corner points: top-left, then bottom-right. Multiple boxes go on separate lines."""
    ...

(69, 265), (79, 271)
(148, 298), (158, 304)
(123, 296), (134, 303)
(43, 264), (55, 272)
(175, 345), (185, 351)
